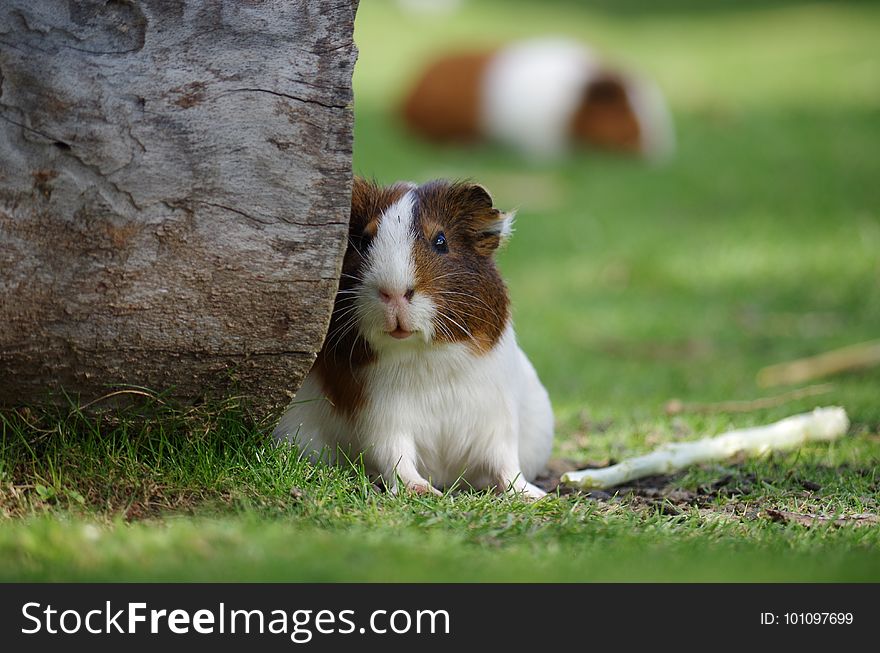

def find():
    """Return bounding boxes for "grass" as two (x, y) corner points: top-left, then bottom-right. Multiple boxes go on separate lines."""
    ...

(2, 0), (879, 581)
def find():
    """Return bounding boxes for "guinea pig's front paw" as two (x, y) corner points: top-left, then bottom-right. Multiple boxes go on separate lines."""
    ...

(498, 474), (548, 501)
(519, 483), (548, 501)
(405, 482), (443, 497)
(385, 477), (443, 497)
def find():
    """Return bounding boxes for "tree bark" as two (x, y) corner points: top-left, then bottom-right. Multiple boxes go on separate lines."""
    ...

(0, 1), (358, 417)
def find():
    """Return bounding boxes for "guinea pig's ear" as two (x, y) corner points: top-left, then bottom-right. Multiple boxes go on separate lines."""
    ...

(453, 183), (515, 256)
(474, 209), (515, 256)
(458, 183), (493, 210)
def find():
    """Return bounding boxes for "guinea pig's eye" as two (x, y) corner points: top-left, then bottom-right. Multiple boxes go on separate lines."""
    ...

(431, 232), (449, 254)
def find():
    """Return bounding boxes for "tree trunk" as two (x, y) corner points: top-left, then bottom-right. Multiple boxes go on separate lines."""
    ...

(0, 0), (358, 417)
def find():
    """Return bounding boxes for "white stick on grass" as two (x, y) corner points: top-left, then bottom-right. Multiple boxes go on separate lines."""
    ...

(560, 407), (849, 490)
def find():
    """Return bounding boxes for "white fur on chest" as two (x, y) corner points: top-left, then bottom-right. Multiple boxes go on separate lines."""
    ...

(275, 324), (553, 490)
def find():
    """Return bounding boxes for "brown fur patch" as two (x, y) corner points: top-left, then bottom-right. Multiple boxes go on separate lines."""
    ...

(569, 73), (642, 153)
(401, 51), (495, 142)
(312, 178), (411, 416)
(411, 181), (510, 354)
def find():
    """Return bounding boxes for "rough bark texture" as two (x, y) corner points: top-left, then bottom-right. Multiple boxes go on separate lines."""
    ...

(0, 1), (358, 417)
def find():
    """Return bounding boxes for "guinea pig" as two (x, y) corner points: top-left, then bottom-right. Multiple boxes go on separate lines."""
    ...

(274, 177), (553, 499)
(401, 37), (675, 161)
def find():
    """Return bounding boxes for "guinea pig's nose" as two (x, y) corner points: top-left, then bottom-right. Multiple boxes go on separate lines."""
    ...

(378, 288), (415, 304)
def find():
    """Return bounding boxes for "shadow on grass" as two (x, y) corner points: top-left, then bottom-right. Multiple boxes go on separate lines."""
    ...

(0, 392), (317, 520)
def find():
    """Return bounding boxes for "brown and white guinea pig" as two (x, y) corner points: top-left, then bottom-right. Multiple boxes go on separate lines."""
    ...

(274, 177), (553, 498)
(401, 37), (675, 161)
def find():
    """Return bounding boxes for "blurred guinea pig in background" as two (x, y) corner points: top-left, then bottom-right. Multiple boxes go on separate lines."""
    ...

(401, 37), (675, 162)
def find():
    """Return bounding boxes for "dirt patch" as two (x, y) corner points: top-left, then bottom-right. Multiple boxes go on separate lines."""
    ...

(537, 459), (753, 497)
(538, 457), (879, 526)
(764, 509), (879, 528)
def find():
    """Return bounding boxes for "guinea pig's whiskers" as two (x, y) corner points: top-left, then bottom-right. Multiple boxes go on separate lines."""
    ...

(346, 238), (368, 263)
(429, 270), (481, 282)
(434, 291), (501, 320)
(431, 318), (455, 344)
(329, 302), (360, 326)
(332, 294), (359, 309)
(439, 323), (456, 342)
(327, 327), (358, 361)
(435, 308), (477, 346)
(430, 275), (502, 309)
(434, 288), (497, 310)
(326, 311), (362, 357)
(334, 302), (362, 327)
(329, 310), (359, 330)
(325, 295), (365, 356)
(330, 300), (359, 316)
(440, 308), (497, 333)
(433, 293), (502, 326)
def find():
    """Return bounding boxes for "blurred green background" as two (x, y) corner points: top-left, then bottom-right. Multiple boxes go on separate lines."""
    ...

(353, 0), (880, 438)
